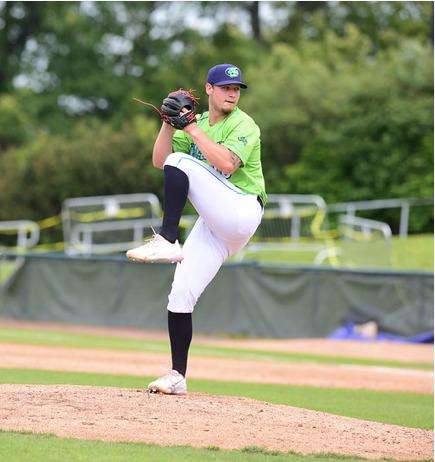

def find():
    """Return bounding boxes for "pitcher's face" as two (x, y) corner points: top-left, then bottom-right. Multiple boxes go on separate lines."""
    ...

(206, 83), (241, 115)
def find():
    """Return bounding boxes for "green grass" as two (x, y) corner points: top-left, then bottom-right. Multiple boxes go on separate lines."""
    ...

(391, 234), (434, 271)
(2, 431), (428, 462)
(1, 368), (432, 429)
(0, 327), (432, 371)
(239, 234), (434, 271)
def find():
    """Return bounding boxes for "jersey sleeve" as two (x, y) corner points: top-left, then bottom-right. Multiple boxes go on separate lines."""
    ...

(172, 129), (191, 153)
(222, 118), (260, 167)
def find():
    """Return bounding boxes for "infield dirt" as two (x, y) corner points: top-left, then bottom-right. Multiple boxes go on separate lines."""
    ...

(0, 384), (433, 460)
(0, 320), (433, 460)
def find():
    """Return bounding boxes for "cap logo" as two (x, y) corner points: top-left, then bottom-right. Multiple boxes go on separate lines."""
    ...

(225, 67), (240, 78)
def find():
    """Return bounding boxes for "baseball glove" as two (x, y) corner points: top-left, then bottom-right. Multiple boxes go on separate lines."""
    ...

(161, 89), (198, 130)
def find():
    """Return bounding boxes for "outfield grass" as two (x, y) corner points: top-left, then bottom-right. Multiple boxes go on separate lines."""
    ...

(238, 234), (434, 271)
(391, 234), (434, 271)
(2, 431), (428, 462)
(1, 368), (432, 429)
(0, 327), (432, 371)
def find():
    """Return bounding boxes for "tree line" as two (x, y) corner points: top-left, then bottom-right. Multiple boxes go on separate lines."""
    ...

(0, 1), (433, 234)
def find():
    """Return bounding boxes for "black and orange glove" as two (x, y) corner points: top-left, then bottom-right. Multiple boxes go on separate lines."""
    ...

(160, 89), (198, 130)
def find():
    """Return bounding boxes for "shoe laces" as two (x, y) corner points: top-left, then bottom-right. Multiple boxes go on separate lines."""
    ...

(164, 371), (183, 382)
(142, 226), (160, 245)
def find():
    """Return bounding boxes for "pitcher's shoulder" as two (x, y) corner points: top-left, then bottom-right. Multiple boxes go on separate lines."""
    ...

(234, 108), (260, 131)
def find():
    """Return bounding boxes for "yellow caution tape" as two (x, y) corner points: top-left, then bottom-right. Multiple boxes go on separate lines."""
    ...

(310, 209), (339, 239)
(0, 229), (23, 235)
(37, 215), (61, 229)
(1, 242), (65, 253)
(68, 207), (151, 222)
(324, 238), (340, 267)
(32, 242), (65, 252)
(0, 215), (61, 234)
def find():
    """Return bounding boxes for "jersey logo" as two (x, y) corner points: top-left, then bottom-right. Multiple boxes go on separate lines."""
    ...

(238, 136), (248, 146)
(225, 67), (240, 78)
(188, 142), (232, 179)
(189, 143), (206, 161)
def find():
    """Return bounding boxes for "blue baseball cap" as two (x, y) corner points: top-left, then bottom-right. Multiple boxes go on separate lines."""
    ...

(207, 64), (247, 89)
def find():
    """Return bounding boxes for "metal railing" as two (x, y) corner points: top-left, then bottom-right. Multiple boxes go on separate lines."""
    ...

(1, 195), (431, 257)
(62, 193), (162, 255)
(327, 198), (433, 238)
(339, 215), (392, 240)
(236, 194), (330, 262)
(0, 220), (40, 249)
(259, 194), (328, 240)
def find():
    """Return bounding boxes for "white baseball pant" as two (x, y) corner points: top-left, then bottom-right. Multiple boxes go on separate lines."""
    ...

(163, 152), (263, 313)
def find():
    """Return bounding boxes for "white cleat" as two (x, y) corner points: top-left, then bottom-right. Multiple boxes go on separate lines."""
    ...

(126, 234), (183, 263)
(147, 370), (187, 395)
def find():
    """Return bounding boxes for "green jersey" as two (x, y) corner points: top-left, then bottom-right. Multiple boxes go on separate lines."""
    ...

(172, 107), (267, 205)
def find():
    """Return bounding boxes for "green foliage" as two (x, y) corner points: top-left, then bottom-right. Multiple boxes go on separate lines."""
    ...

(0, 117), (161, 221)
(272, 1), (433, 52)
(241, 31), (433, 232)
(0, 2), (433, 232)
(0, 94), (35, 149)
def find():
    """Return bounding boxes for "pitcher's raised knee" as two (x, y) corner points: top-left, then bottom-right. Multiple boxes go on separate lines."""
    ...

(167, 286), (197, 313)
(164, 152), (191, 171)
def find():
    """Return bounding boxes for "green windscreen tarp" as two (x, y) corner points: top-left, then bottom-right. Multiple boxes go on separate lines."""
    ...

(0, 254), (433, 338)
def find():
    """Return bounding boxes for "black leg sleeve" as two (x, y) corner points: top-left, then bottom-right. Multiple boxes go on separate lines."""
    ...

(160, 165), (189, 243)
(168, 311), (192, 377)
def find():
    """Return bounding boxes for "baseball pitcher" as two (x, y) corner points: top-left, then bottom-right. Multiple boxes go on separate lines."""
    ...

(127, 63), (266, 394)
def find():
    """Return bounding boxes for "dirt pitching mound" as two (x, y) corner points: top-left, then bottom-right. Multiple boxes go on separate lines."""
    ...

(0, 384), (432, 460)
